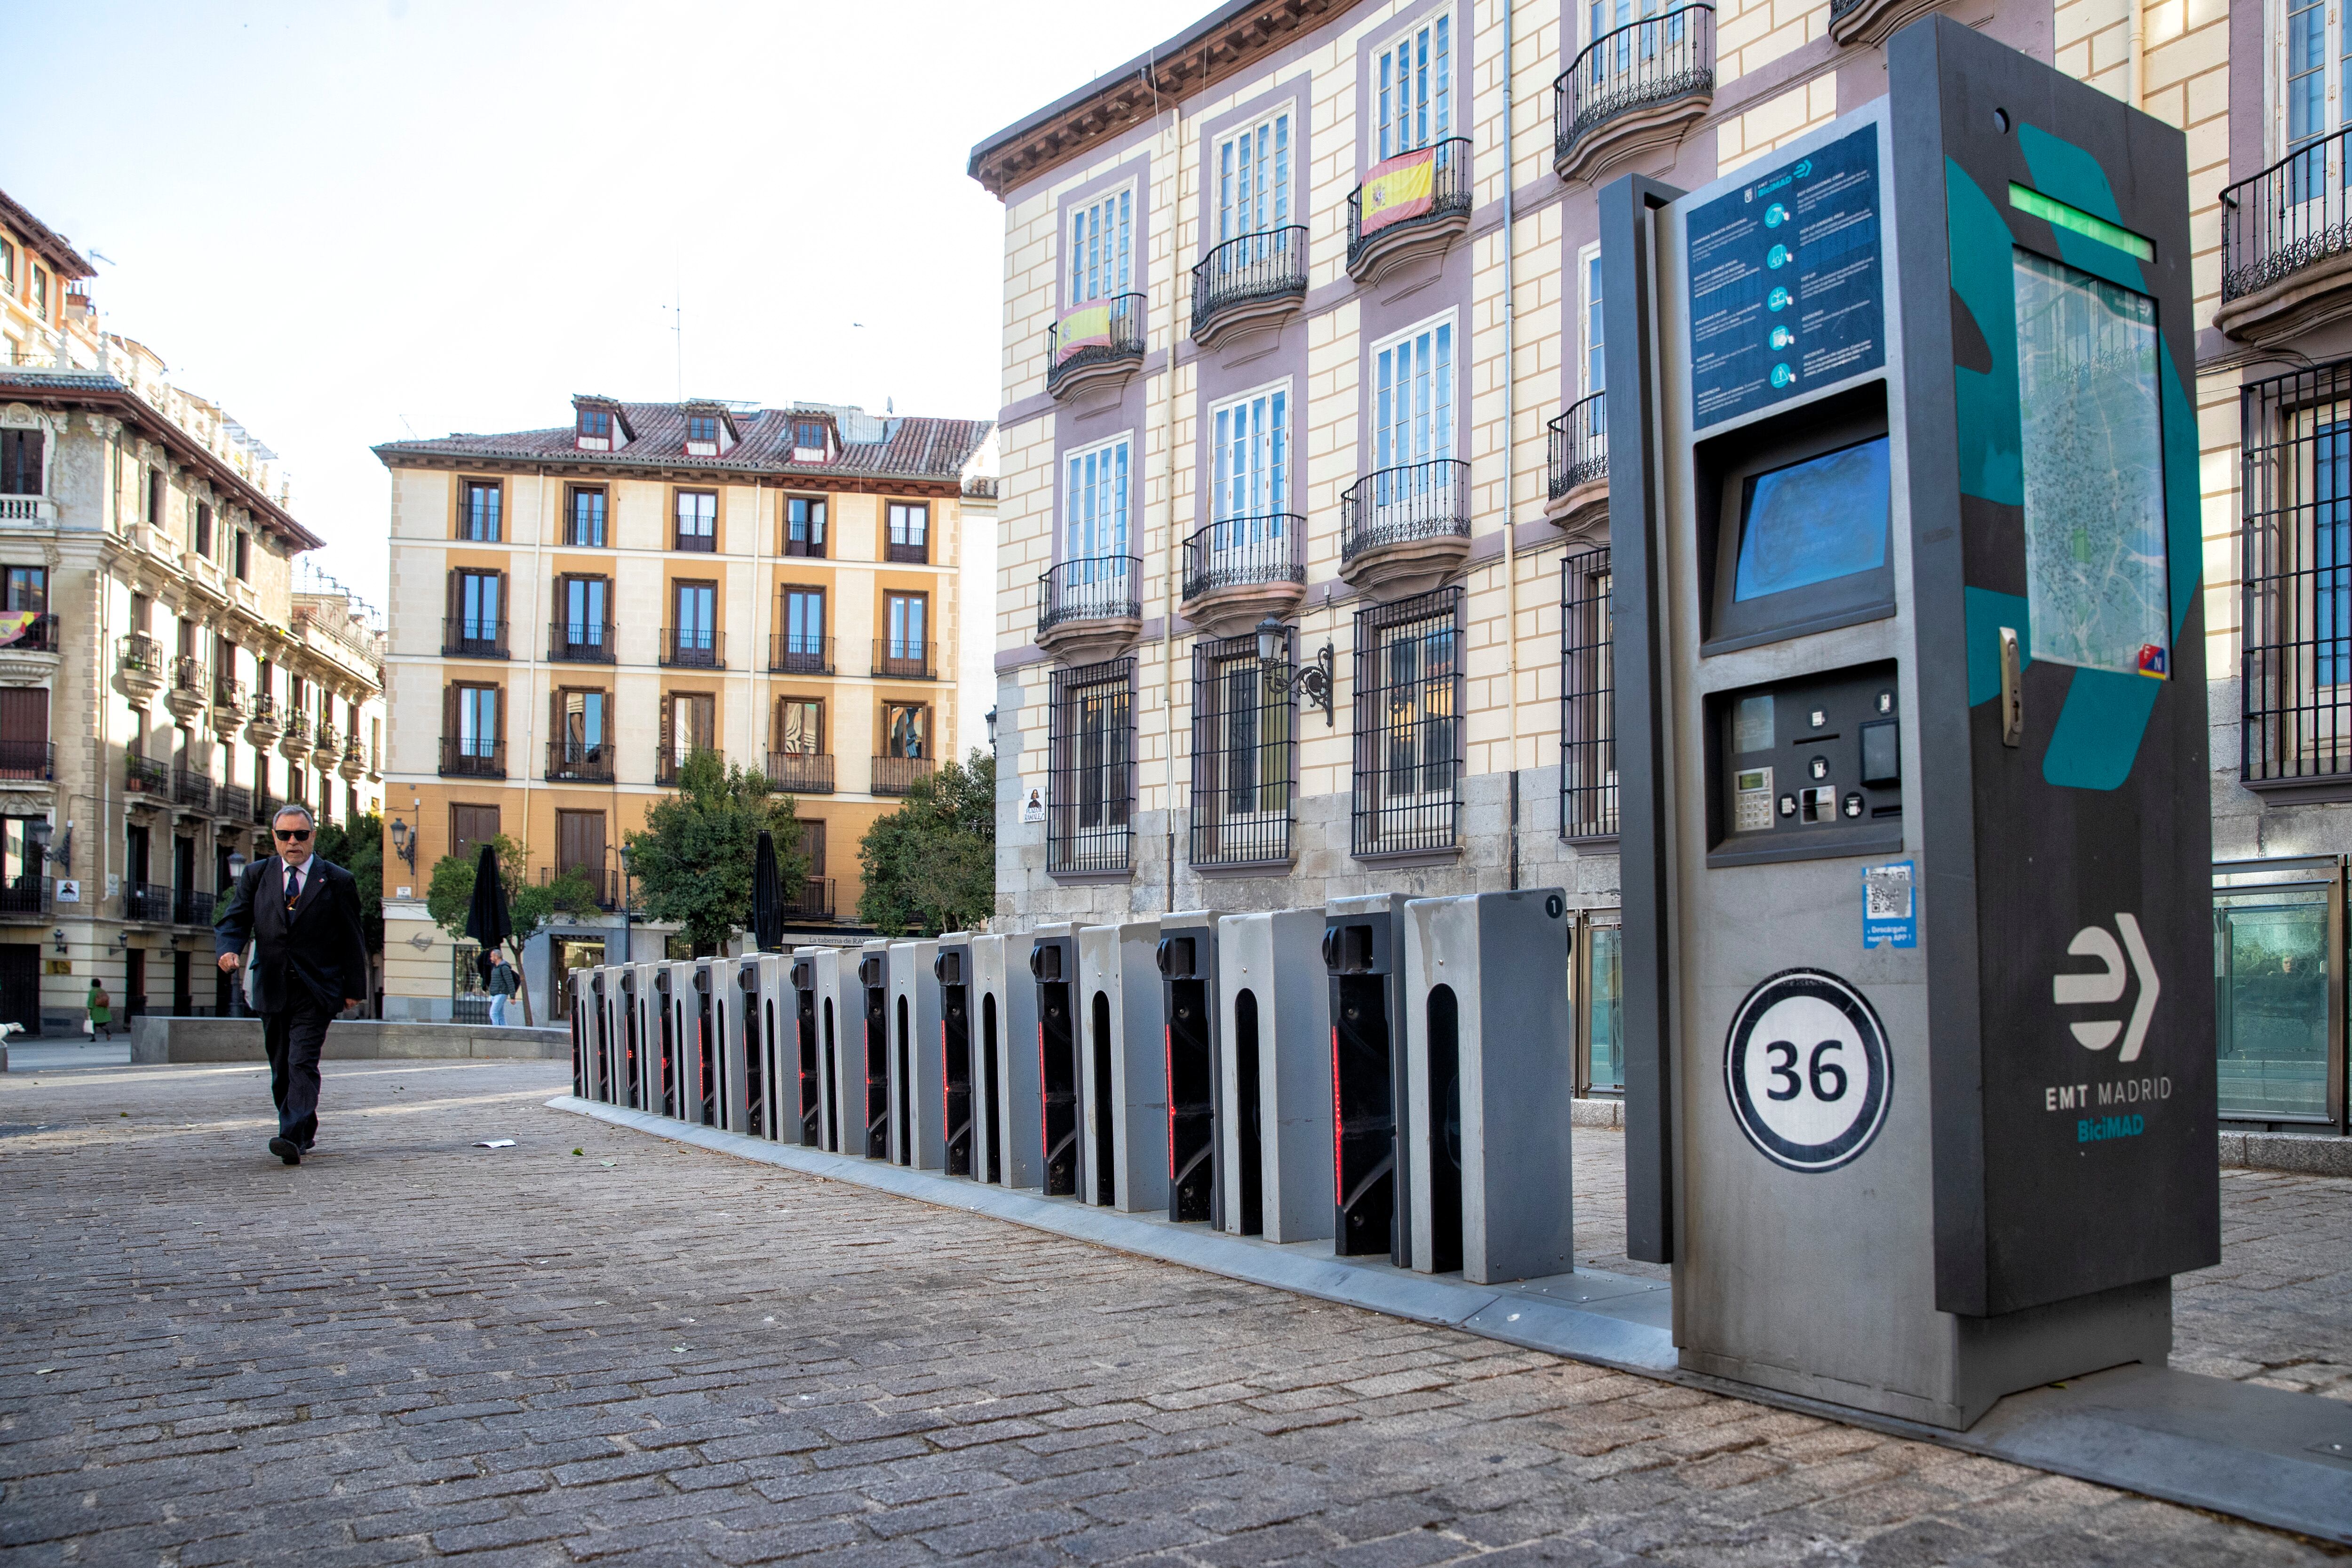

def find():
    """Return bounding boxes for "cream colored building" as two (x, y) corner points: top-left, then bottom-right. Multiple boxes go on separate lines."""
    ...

(372, 398), (993, 1021)
(972, 0), (2230, 1096)
(0, 186), (386, 1030)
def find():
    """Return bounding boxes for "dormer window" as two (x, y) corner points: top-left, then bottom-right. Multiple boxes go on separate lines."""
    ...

(577, 408), (613, 452)
(792, 421), (830, 462)
(685, 413), (719, 456)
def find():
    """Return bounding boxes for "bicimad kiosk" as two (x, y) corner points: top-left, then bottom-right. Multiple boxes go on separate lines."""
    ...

(1605, 19), (2217, 1427)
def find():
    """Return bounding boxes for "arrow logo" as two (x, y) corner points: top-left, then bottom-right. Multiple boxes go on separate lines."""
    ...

(2052, 913), (2160, 1063)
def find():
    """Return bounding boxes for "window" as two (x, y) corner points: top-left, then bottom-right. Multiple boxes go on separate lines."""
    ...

(451, 804), (500, 864)
(785, 495), (826, 557)
(1217, 111), (1293, 241)
(556, 810), (606, 886)
(3, 566), (46, 611)
(675, 489), (716, 551)
(0, 430), (40, 496)
(1562, 549), (1618, 838)
(30, 265), (47, 319)
(1064, 437), (1130, 560)
(448, 570), (504, 655)
(883, 702), (927, 759)
(577, 407), (612, 450)
(886, 501), (929, 563)
(451, 684), (501, 760)
(0, 241), (13, 290)
(556, 575), (610, 657)
(796, 421), (826, 452)
(1352, 588), (1461, 855)
(234, 530), (250, 581)
(553, 688), (609, 775)
(566, 486), (607, 547)
(2283, 0), (2350, 161)
(779, 587), (826, 672)
(0, 688), (49, 780)
(1375, 16), (1451, 158)
(1580, 245), (1605, 396)
(1374, 314), (1456, 470)
(660, 692), (716, 780)
(2243, 361), (2352, 782)
(1067, 188), (1133, 306)
(459, 480), (502, 542)
(194, 503), (214, 557)
(1211, 385), (1289, 530)
(881, 592), (928, 676)
(669, 581), (717, 665)
(776, 698), (823, 754)
(686, 414), (718, 445)
(147, 469), (164, 525)
(1191, 633), (1292, 867)
(1047, 659), (1133, 873)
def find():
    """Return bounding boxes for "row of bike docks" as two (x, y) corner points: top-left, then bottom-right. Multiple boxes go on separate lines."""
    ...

(565, 887), (1577, 1285)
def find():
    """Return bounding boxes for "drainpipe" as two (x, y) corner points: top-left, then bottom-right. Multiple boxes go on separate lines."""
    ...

(1160, 75), (1184, 915)
(1502, 0), (1525, 890)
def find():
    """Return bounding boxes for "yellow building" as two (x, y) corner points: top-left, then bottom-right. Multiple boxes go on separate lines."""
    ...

(372, 397), (993, 1020)
(0, 185), (385, 1029)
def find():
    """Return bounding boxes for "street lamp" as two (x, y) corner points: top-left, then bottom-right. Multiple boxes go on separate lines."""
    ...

(617, 841), (635, 963)
(1254, 616), (1335, 726)
(389, 816), (415, 871)
(984, 706), (997, 754)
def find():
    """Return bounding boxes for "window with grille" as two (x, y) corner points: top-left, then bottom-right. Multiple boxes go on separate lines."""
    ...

(459, 480), (501, 542)
(567, 487), (607, 546)
(1190, 633), (1292, 867)
(1048, 658), (1134, 874)
(1352, 588), (1461, 855)
(2243, 359), (2352, 784)
(1561, 548), (1618, 838)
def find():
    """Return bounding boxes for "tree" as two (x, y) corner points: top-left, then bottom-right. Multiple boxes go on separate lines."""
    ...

(424, 834), (603, 1020)
(857, 748), (995, 938)
(314, 811), (383, 954)
(621, 749), (808, 954)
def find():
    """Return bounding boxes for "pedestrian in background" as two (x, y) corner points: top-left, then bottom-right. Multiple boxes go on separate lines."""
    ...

(486, 955), (518, 1026)
(84, 979), (111, 1041)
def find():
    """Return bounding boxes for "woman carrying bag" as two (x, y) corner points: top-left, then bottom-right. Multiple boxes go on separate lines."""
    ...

(86, 979), (112, 1041)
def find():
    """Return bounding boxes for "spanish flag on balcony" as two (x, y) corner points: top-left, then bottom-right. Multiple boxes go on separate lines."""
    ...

(1359, 147), (1437, 236)
(0, 611), (37, 647)
(1056, 301), (1112, 362)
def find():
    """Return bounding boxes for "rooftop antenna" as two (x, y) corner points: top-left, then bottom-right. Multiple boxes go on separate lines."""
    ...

(667, 253), (684, 402)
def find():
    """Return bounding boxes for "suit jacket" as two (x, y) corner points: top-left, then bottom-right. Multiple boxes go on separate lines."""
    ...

(213, 855), (372, 1015)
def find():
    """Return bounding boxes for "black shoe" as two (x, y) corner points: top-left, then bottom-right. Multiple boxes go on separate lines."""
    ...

(269, 1136), (301, 1165)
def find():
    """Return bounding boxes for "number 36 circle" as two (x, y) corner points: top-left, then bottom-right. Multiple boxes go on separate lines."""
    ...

(1724, 968), (1892, 1173)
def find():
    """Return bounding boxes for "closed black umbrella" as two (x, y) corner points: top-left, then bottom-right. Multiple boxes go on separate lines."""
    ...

(751, 829), (786, 954)
(464, 843), (526, 1021)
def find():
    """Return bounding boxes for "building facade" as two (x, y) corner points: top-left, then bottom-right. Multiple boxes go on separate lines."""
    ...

(372, 398), (993, 1021)
(0, 187), (386, 1030)
(972, 0), (2230, 1101)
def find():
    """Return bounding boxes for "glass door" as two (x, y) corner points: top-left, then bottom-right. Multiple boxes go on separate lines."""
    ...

(2212, 863), (2344, 1123)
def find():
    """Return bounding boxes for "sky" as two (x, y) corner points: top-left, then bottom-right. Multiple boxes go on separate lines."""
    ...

(4, 0), (1209, 607)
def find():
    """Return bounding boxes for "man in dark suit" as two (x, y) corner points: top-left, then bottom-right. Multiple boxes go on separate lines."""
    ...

(215, 803), (372, 1166)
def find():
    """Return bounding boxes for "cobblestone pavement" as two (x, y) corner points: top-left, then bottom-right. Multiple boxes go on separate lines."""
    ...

(0, 1059), (2340, 1566)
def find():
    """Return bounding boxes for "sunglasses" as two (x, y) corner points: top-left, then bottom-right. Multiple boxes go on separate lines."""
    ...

(274, 828), (312, 842)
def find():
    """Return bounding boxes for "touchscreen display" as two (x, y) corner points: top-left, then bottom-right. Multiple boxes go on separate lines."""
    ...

(1732, 437), (1891, 602)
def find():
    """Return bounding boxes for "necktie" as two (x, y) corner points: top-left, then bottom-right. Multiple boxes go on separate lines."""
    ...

(286, 867), (302, 910)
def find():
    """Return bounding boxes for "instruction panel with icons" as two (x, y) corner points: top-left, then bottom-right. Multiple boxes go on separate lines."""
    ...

(1708, 659), (1905, 867)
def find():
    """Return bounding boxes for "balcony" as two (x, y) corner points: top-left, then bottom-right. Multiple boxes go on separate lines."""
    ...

(1044, 292), (1147, 402)
(766, 751), (836, 794)
(252, 792), (281, 828)
(674, 528), (716, 554)
(441, 617), (509, 660)
(795, 876), (835, 920)
(172, 885), (215, 926)
(655, 746), (717, 788)
(660, 625), (723, 669)
(1036, 556), (1142, 665)
(0, 496), (56, 524)
(173, 765), (214, 813)
(1181, 518), (1305, 636)
(539, 864), (618, 909)
(210, 677), (247, 742)
(546, 739), (615, 784)
(1340, 459), (1473, 601)
(0, 875), (50, 917)
(1554, 6), (1714, 186)
(0, 740), (51, 781)
(549, 620), (615, 664)
(124, 880), (174, 924)
(278, 709), (313, 764)
(0, 612), (57, 654)
(338, 743), (366, 781)
(1192, 227), (1309, 350)
(1347, 137), (1472, 287)
(165, 656), (208, 724)
(872, 755), (935, 796)
(114, 633), (166, 704)
(439, 738), (506, 779)
(216, 783), (252, 823)
(311, 724), (343, 772)
(871, 639), (938, 681)
(769, 633), (834, 676)
(1547, 393), (1610, 539)
(2219, 132), (2352, 344)
(244, 691), (281, 748)
(125, 753), (169, 798)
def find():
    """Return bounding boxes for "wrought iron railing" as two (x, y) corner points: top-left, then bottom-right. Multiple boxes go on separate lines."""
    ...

(1350, 588), (1463, 856)
(117, 632), (163, 679)
(1347, 138), (1472, 272)
(1561, 548), (1618, 838)
(1182, 518), (1305, 601)
(213, 676), (246, 716)
(2241, 359), (2352, 784)
(1554, 7), (1715, 169)
(769, 633), (833, 675)
(0, 875), (50, 916)
(125, 754), (168, 795)
(871, 755), (935, 796)
(870, 639), (937, 680)
(216, 783), (252, 822)
(441, 617), (508, 659)
(1039, 556), (1140, 635)
(125, 881), (174, 923)
(171, 655), (205, 698)
(1191, 226), (1309, 340)
(766, 752), (836, 794)
(1549, 393), (1609, 501)
(655, 746), (717, 788)
(2222, 128), (2352, 304)
(1047, 658), (1134, 873)
(539, 864), (618, 908)
(439, 737), (505, 779)
(796, 876), (835, 919)
(172, 884), (214, 925)
(660, 625), (723, 669)
(1341, 459), (1471, 565)
(549, 619), (615, 663)
(281, 710), (311, 745)
(173, 765), (213, 812)
(2, 613), (56, 653)
(1044, 292), (1147, 396)
(1189, 631), (1294, 868)
(546, 740), (615, 783)
(0, 740), (51, 780)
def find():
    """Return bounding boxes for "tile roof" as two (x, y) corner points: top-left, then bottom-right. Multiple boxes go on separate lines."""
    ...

(373, 399), (992, 484)
(0, 187), (96, 279)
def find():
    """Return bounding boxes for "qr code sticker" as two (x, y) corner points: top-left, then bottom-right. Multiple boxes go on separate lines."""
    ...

(1863, 865), (1912, 920)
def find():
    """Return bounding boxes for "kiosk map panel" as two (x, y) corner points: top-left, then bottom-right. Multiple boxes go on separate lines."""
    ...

(1688, 126), (1886, 429)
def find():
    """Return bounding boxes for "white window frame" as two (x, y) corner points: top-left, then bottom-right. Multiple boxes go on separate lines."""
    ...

(1208, 378), (1292, 524)
(1374, 12), (1453, 160)
(1065, 184), (1136, 308)
(1062, 432), (1133, 563)
(2273, 0), (2350, 162)
(1369, 309), (1459, 473)
(1215, 106), (1296, 243)
(1578, 243), (1605, 398)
